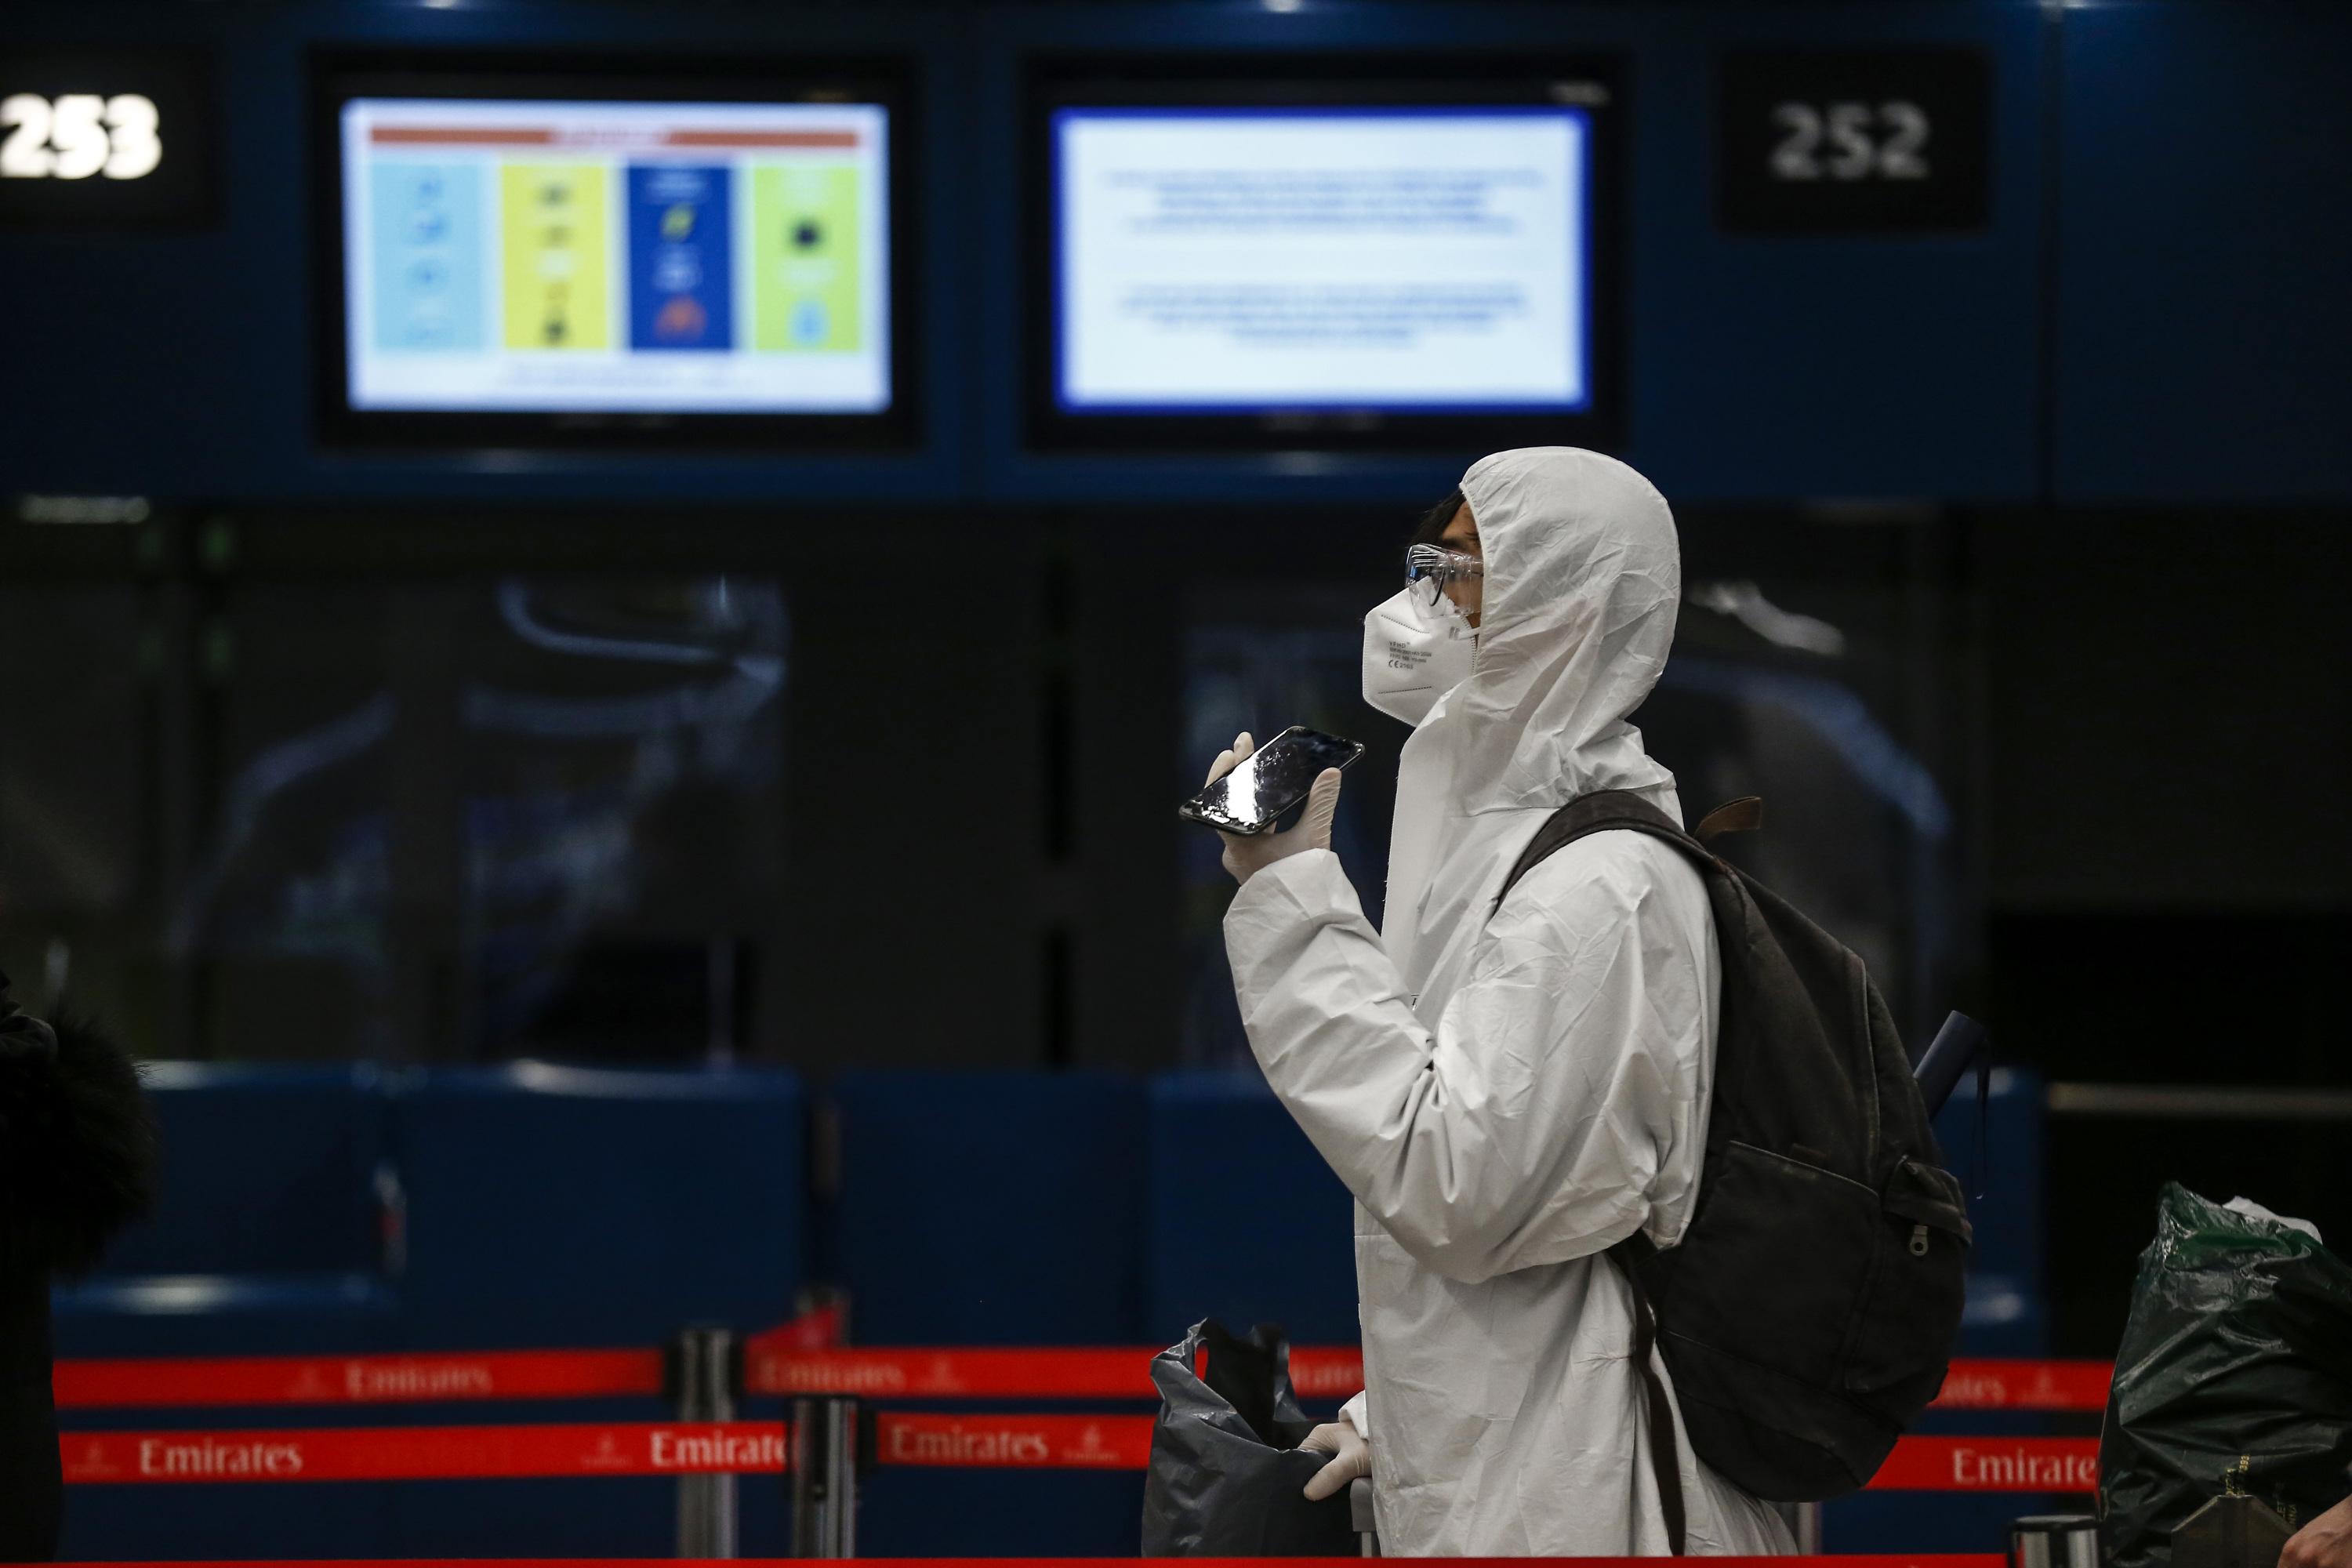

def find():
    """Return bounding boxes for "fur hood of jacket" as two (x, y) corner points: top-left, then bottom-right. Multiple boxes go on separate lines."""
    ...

(0, 978), (155, 1276)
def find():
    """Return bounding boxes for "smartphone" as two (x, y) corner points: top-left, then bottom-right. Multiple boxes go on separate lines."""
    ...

(1178, 725), (1365, 836)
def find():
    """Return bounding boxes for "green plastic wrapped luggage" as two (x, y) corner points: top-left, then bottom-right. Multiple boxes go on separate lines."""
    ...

(2098, 1184), (2352, 1568)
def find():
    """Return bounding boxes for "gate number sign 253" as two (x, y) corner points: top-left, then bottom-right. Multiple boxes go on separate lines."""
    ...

(2, 93), (164, 180)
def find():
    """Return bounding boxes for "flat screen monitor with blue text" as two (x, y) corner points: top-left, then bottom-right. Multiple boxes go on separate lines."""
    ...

(1050, 106), (1594, 421)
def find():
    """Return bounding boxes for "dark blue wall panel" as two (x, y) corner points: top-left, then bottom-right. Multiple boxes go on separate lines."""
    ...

(0, 1), (975, 506)
(829, 1070), (1145, 1344)
(85, 1063), (387, 1276)
(2056, 2), (2352, 502)
(50, 1065), (804, 1561)
(974, 2), (2049, 506)
(1619, 4), (2048, 506)
(0, 0), (2063, 509)
(828, 1071), (1150, 1559)
(50, 1064), (401, 1359)
(1143, 1071), (1356, 1347)
(3, 3), (2340, 510)
(396, 1063), (807, 1347)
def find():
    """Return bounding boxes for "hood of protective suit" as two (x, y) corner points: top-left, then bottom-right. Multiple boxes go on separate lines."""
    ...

(1435, 445), (1682, 813)
(1381, 447), (1682, 986)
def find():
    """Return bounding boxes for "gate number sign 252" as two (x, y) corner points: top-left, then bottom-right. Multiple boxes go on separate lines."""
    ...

(2, 93), (164, 180)
(1770, 100), (1931, 183)
(1719, 49), (1991, 234)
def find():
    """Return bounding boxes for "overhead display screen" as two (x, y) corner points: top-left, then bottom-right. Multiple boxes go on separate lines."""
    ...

(1054, 108), (1590, 415)
(342, 98), (887, 412)
(316, 58), (910, 448)
(1028, 61), (1618, 453)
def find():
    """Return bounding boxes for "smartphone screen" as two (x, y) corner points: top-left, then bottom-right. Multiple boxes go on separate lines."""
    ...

(1179, 725), (1363, 835)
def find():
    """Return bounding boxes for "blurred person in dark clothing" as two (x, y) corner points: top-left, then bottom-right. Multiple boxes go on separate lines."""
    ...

(0, 975), (154, 1562)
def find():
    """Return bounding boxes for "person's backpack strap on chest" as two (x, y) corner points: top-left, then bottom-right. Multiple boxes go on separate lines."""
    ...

(1493, 790), (1737, 915)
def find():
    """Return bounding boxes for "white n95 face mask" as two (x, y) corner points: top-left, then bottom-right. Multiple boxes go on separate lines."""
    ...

(1362, 586), (1476, 726)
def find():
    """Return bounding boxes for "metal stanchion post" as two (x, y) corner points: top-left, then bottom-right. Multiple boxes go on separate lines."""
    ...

(789, 1396), (862, 1558)
(2010, 1514), (2100, 1568)
(1794, 1501), (1824, 1555)
(1350, 1476), (1380, 1557)
(669, 1325), (741, 1559)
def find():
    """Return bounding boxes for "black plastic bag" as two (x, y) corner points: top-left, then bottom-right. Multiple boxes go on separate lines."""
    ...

(1140, 1319), (1359, 1556)
(2099, 1185), (2352, 1568)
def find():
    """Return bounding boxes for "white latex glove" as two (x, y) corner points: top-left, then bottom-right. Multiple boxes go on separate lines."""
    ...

(1203, 730), (1345, 887)
(1298, 1420), (1370, 1502)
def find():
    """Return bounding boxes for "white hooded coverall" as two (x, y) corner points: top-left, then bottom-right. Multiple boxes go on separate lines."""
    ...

(1222, 448), (1794, 1557)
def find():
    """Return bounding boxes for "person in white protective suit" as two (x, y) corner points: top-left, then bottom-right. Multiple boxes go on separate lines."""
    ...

(1203, 447), (1795, 1558)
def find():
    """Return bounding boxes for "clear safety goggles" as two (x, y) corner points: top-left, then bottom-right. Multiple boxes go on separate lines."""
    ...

(1405, 544), (1483, 608)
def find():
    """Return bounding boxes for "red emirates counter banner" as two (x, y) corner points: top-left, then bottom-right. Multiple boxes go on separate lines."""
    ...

(59, 1422), (786, 1484)
(54, 1345), (2108, 1412)
(60, 1420), (2097, 1491)
(25, 1558), (2013, 1567)
(1926, 1360), (2113, 1412)
(745, 1350), (2103, 1408)
(864, 1423), (2101, 1490)
(871, 1413), (1154, 1469)
(744, 1347), (1158, 1400)
(1867, 1438), (2100, 1494)
(54, 1349), (667, 1410)
(742, 1346), (1362, 1400)
(744, 1300), (848, 1355)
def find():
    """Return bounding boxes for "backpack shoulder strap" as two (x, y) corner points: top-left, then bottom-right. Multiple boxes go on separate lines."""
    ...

(1492, 789), (1719, 914)
(1610, 1232), (1687, 1556)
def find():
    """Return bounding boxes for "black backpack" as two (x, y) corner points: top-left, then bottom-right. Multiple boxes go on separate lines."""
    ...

(1494, 792), (1970, 1549)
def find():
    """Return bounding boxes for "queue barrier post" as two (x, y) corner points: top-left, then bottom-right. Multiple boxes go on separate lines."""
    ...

(1795, 1501), (1824, 1555)
(2009, 1514), (2098, 1568)
(789, 1396), (862, 1559)
(667, 1325), (743, 1559)
(1350, 1476), (1380, 1557)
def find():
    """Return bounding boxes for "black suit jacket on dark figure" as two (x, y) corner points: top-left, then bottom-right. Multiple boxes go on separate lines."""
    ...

(0, 1268), (62, 1561)
(0, 987), (154, 1563)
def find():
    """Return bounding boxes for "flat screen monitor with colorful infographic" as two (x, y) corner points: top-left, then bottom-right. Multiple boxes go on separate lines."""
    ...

(323, 66), (902, 446)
